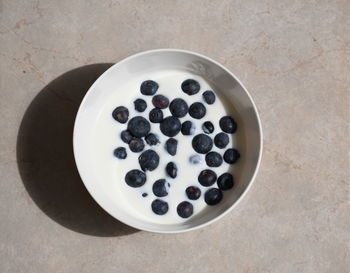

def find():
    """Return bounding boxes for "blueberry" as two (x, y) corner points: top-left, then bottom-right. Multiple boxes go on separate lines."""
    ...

(120, 130), (133, 144)
(217, 173), (234, 190)
(113, 147), (127, 159)
(192, 134), (213, 154)
(181, 79), (200, 95)
(219, 116), (237, 134)
(203, 90), (216, 104)
(202, 121), (214, 134)
(185, 186), (201, 200)
(166, 162), (177, 178)
(134, 98), (147, 112)
(152, 95), (169, 109)
(189, 102), (206, 119)
(138, 150), (159, 171)
(204, 188), (223, 205)
(152, 179), (169, 197)
(149, 108), (163, 123)
(112, 106), (129, 123)
(181, 120), (195, 135)
(214, 132), (229, 149)
(129, 138), (145, 153)
(205, 152), (223, 167)
(177, 201), (193, 218)
(165, 138), (178, 156)
(198, 169), (217, 186)
(140, 80), (159, 95)
(145, 133), (160, 146)
(142, 193), (148, 197)
(189, 154), (201, 164)
(151, 199), (169, 215)
(160, 116), (181, 137)
(125, 169), (146, 188)
(169, 98), (188, 118)
(223, 148), (240, 164)
(127, 116), (151, 138)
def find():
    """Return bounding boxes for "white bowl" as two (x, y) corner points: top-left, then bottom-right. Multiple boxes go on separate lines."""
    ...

(73, 49), (262, 233)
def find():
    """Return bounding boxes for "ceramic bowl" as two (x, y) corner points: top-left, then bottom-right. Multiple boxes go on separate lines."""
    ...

(73, 49), (262, 233)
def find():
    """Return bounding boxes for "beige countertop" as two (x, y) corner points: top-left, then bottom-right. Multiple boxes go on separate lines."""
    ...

(1, 1), (349, 272)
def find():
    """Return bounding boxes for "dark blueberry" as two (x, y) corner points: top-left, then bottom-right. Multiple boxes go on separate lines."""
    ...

(185, 186), (201, 200)
(142, 193), (148, 197)
(145, 133), (160, 146)
(169, 98), (188, 118)
(198, 169), (217, 186)
(149, 108), (163, 123)
(138, 150), (159, 171)
(113, 147), (127, 159)
(181, 79), (200, 95)
(121, 130), (133, 144)
(223, 148), (240, 164)
(129, 138), (145, 153)
(205, 152), (223, 167)
(152, 179), (169, 197)
(219, 116), (237, 134)
(181, 120), (195, 136)
(192, 134), (213, 154)
(189, 102), (206, 119)
(140, 80), (159, 95)
(165, 138), (178, 156)
(217, 173), (234, 190)
(177, 201), (193, 218)
(204, 188), (223, 205)
(189, 154), (201, 164)
(151, 199), (169, 215)
(112, 106), (129, 123)
(152, 95), (169, 109)
(202, 121), (214, 134)
(214, 132), (229, 149)
(127, 116), (151, 138)
(160, 116), (181, 137)
(134, 98), (147, 112)
(166, 162), (177, 178)
(203, 90), (216, 104)
(125, 169), (146, 188)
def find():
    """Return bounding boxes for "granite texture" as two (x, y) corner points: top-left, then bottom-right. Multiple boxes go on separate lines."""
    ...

(1, 0), (349, 272)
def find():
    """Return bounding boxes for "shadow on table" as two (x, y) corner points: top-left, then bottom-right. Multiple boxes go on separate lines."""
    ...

(16, 63), (139, 237)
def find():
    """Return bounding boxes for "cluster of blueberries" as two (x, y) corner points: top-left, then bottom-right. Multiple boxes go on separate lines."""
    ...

(112, 79), (240, 218)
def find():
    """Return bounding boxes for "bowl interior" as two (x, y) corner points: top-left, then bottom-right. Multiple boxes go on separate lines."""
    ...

(73, 49), (262, 233)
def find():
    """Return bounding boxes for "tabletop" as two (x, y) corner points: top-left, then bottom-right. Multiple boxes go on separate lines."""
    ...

(1, 1), (349, 272)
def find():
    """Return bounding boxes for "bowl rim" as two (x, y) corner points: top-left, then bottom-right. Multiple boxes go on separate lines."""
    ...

(73, 48), (263, 233)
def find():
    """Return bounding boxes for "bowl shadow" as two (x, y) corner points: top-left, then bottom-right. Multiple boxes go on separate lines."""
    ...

(16, 63), (139, 237)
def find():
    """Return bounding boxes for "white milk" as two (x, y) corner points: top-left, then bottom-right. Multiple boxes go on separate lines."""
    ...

(91, 70), (237, 225)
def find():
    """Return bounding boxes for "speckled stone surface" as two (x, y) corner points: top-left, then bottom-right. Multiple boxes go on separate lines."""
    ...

(1, 1), (349, 272)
